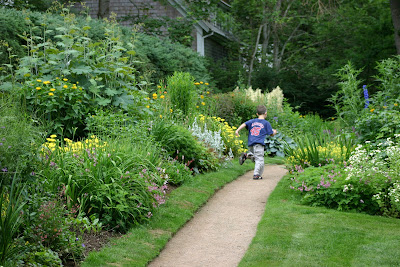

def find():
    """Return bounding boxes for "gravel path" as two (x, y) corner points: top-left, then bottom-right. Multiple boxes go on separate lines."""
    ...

(148, 164), (287, 267)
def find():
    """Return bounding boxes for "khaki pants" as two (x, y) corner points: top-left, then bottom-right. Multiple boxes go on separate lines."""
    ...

(248, 144), (265, 177)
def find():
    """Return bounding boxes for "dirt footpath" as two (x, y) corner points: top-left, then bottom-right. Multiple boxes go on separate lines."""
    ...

(148, 164), (287, 267)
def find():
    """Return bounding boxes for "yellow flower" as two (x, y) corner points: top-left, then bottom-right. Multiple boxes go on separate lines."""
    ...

(36, 87), (41, 90)
(200, 81), (204, 84)
(46, 138), (56, 142)
(164, 91), (167, 94)
(331, 117), (335, 120)
(146, 97), (150, 100)
(48, 92), (54, 96)
(146, 105), (150, 108)
(43, 81), (51, 85)
(395, 103), (398, 106)
(383, 106), (387, 109)
(370, 108), (375, 112)
(194, 82), (200, 85)
(152, 93), (157, 100)
(160, 95), (165, 99)
(159, 115), (163, 118)
(200, 95), (204, 99)
(157, 85), (162, 89)
(50, 88), (56, 91)
(36, 79), (42, 82)
(196, 106), (199, 108)
(63, 78), (68, 81)
(50, 134), (57, 138)
(201, 102), (205, 106)
(72, 86), (77, 89)
(170, 108), (173, 113)
(205, 83), (209, 85)
(63, 85), (68, 89)
(207, 91), (210, 94)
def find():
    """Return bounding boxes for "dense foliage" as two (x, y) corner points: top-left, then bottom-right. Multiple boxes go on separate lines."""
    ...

(0, 2), (399, 266)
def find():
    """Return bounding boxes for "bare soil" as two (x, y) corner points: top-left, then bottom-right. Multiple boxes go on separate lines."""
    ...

(148, 164), (287, 267)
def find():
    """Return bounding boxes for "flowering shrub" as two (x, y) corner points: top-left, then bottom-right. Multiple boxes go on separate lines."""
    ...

(289, 135), (400, 217)
(346, 135), (400, 217)
(285, 132), (355, 169)
(21, 78), (92, 138)
(38, 135), (170, 231)
(196, 114), (246, 156)
(287, 163), (377, 213)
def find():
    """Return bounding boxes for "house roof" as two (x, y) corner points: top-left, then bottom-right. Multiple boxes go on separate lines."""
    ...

(167, 0), (233, 40)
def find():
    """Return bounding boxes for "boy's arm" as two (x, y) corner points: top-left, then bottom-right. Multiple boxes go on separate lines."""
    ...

(235, 123), (247, 137)
(270, 129), (278, 136)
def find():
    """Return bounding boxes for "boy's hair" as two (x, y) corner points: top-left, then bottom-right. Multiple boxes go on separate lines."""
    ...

(256, 105), (267, 115)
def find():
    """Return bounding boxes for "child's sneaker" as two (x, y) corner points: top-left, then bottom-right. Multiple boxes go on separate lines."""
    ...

(253, 175), (263, 180)
(239, 153), (247, 165)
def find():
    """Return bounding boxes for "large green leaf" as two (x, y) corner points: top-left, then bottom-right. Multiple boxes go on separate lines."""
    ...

(71, 65), (92, 75)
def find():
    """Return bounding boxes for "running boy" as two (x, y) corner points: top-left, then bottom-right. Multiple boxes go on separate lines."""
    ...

(235, 105), (277, 180)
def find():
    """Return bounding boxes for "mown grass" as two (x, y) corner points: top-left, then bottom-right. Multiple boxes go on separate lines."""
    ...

(82, 160), (256, 267)
(239, 175), (400, 267)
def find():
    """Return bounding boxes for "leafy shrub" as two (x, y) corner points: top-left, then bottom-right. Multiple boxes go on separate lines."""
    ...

(355, 102), (400, 143)
(373, 55), (400, 106)
(212, 92), (258, 127)
(166, 72), (196, 116)
(134, 33), (210, 84)
(0, 93), (42, 176)
(161, 159), (193, 186)
(23, 198), (84, 263)
(150, 120), (219, 173)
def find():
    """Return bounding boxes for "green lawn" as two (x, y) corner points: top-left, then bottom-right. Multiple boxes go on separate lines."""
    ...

(239, 175), (400, 267)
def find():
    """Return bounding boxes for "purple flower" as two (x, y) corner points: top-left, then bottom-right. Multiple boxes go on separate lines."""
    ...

(82, 244), (85, 247)
(30, 171), (36, 176)
(2, 167), (7, 172)
(0, 143), (3, 146)
(363, 85), (369, 109)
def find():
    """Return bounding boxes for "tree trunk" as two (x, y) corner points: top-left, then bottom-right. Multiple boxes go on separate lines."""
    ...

(390, 0), (400, 54)
(98, 0), (110, 19)
(247, 24), (264, 86)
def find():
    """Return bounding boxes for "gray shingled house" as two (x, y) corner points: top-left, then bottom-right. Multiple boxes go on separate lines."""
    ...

(77, 0), (234, 61)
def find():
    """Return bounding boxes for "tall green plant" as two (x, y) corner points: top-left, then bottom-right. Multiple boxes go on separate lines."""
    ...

(374, 55), (400, 106)
(0, 177), (25, 266)
(167, 72), (196, 116)
(13, 9), (139, 110)
(329, 62), (364, 126)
